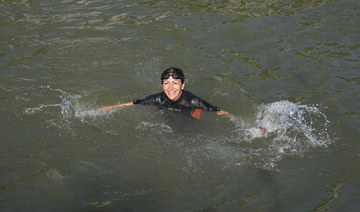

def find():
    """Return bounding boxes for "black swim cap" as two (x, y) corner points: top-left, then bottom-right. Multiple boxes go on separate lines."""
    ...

(161, 67), (185, 83)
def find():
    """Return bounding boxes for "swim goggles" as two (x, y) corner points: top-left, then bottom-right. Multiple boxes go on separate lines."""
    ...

(161, 73), (185, 80)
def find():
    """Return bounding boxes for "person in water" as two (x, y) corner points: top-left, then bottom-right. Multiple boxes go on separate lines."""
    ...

(101, 67), (267, 134)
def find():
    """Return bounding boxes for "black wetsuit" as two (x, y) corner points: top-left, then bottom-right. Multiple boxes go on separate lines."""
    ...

(133, 90), (220, 112)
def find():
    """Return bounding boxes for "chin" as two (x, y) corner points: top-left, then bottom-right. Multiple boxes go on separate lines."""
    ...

(166, 94), (180, 101)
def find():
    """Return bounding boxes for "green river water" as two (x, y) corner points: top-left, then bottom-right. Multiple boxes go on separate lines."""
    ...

(1, 0), (359, 211)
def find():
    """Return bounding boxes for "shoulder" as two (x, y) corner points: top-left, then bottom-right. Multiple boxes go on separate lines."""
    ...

(145, 92), (165, 103)
(182, 90), (220, 111)
(134, 92), (165, 104)
(182, 90), (197, 99)
(147, 92), (164, 98)
(182, 90), (201, 102)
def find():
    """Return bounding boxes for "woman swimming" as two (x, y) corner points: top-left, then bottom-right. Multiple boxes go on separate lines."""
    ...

(101, 67), (267, 134)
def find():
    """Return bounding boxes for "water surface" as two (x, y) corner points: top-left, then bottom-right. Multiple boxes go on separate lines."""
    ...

(1, 0), (359, 211)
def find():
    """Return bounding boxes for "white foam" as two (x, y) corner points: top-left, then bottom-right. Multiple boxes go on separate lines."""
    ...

(24, 86), (81, 118)
(24, 86), (110, 120)
(74, 109), (103, 118)
(135, 121), (173, 134)
(234, 100), (332, 170)
(252, 100), (330, 146)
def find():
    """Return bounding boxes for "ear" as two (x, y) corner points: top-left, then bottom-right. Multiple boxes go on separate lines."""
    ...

(182, 82), (185, 90)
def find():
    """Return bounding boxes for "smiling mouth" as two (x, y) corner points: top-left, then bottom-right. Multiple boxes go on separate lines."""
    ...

(168, 91), (176, 95)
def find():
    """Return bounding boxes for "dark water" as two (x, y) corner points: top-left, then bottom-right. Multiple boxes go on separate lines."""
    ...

(1, 0), (359, 211)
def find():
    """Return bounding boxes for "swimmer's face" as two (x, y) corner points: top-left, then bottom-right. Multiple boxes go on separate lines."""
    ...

(162, 76), (185, 101)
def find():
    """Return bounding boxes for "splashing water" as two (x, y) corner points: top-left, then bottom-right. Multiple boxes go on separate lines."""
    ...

(24, 86), (104, 120)
(254, 100), (330, 145)
(24, 88), (332, 170)
(236, 100), (331, 170)
(75, 109), (104, 119)
(24, 86), (81, 117)
(23, 86), (108, 136)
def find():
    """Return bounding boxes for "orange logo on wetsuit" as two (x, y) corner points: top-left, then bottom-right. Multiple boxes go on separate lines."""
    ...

(190, 108), (203, 120)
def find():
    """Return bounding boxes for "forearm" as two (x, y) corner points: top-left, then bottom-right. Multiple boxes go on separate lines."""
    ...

(118, 102), (134, 107)
(217, 110), (267, 134)
(101, 101), (133, 113)
(217, 110), (244, 127)
(217, 110), (230, 117)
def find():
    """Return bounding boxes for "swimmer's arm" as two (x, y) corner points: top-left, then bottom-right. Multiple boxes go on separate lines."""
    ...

(217, 110), (243, 123)
(101, 101), (133, 113)
(216, 110), (230, 117)
(217, 110), (267, 134)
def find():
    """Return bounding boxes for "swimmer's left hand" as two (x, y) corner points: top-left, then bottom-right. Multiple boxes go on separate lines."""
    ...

(260, 127), (267, 134)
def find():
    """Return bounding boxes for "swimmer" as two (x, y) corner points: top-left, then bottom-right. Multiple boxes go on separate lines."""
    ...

(101, 67), (267, 134)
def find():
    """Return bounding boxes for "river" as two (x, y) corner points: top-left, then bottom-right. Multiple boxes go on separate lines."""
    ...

(1, 0), (359, 211)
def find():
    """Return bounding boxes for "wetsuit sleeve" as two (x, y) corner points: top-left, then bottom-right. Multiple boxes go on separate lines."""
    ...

(190, 96), (220, 112)
(133, 93), (163, 105)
